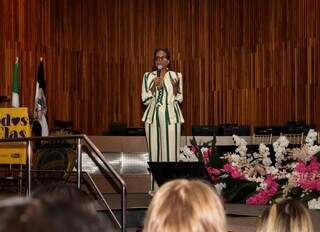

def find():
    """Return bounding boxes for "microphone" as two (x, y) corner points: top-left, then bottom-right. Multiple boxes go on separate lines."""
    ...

(156, 65), (163, 77)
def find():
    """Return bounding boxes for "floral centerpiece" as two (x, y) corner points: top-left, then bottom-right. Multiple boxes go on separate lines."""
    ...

(180, 130), (320, 209)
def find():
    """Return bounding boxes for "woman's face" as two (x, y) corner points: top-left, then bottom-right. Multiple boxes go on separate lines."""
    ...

(154, 50), (169, 68)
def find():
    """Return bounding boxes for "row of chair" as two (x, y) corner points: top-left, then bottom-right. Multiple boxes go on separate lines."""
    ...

(251, 132), (317, 145)
(192, 123), (315, 137)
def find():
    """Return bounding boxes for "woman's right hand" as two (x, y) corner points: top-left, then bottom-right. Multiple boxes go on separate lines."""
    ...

(154, 77), (163, 87)
(151, 77), (164, 94)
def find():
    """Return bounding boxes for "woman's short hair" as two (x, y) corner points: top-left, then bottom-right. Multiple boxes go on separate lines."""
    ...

(153, 48), (171, 62)
(257, 199), (314, 232)
(153, 48), (171, 70)
(143, 179), (226, 232)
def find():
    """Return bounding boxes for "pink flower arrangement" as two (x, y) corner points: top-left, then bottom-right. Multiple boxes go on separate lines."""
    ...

(191, 146), (197, 154)
(299, 179), (320, 191)
(246, 176), (279, 205)
(207, 167), (221, 175)
(296, 156), (320, 173)
(181, 131), (320, 208)
(202, 148), (211, 162)
(223, 164), (243, 179)
(207, 167), (221, 182)
(296, 157), (320, 191)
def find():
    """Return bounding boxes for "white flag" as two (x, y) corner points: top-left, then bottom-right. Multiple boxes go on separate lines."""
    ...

(34, 59), (49, 136)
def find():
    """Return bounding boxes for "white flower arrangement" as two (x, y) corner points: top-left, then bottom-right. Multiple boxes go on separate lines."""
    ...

(201, 147), (210, 154)
(179, 146), (198, 162)
(273, 136), (289, 166)
(305, 129), (317, 146)
(289, 129), (320, 162)
(233, 134), (248, 157)
(180, 130), (320, 208)
(306, 130), (320, 156)
(308, 197), (320, 209)
(214, 183), (226, 196)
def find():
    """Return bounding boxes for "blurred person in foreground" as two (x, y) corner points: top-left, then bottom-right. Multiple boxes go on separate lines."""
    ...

(0, 185), (105, 232)
(256, 199), (314, 232)
(143, 179), (226, 232)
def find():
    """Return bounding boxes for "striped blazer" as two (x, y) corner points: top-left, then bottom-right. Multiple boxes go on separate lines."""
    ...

(141, 70), (184, 124)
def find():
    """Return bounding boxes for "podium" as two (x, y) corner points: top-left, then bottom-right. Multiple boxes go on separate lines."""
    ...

(0, 107), (31, 165)
(147, 162), (212, 187)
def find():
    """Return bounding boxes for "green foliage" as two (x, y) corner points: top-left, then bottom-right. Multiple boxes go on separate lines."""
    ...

(190, 135), (216, 163)
(290, 187), (303, 199)
(316, 151), (320, 162)
(208, 149), (225, 169)
(222, 177), (258, 203)
(301, 191), (320, 203)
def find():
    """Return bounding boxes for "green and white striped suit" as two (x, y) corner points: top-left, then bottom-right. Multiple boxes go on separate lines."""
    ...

(141, 70), (184, 162)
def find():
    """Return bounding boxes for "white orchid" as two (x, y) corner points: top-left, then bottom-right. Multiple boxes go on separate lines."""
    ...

(262, 158), (272, 166)
(307, 145), (320, 156)
(273, 136), (289, 165)
(266, 166), (278, 175)
(233, 135), (248, 157)
(308, 197), (320, 209)
(214, 183), (226, 196)
(201, 147), (209, 154)
(179, 146), (198, 161)
(305, 129), (317, 146)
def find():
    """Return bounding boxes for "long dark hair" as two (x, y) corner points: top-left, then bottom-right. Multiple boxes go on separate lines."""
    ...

(153, 48), (171, 70)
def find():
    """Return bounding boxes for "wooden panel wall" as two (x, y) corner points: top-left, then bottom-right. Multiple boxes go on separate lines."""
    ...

(0, 0), (319, 135)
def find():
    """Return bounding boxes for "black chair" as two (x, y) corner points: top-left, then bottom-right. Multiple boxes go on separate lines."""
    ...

(285, 121), (315, 134)
(192, 125), (220, 136)
(220, 124), (250, 136)
(255, 126), (274, 135)
(255, 126), (285, 136)
(237, 125), (251, 136)
(53, 120), (73, 130)
(0, 96), (10, 103)
(127, 127), (145, 136)
(220, 124), (238, 136)
(103, 122), (127, 135)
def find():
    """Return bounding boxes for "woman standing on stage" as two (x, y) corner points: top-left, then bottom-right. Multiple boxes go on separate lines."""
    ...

(141, 48), (184, 163)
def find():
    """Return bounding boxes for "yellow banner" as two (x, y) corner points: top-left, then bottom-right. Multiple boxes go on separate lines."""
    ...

(0, 107), (31, 164)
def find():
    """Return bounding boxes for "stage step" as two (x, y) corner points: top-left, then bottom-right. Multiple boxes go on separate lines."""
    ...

(99, 208), (146, 230)
(92, 193), (150, 231)
(97, 209), (145, 232)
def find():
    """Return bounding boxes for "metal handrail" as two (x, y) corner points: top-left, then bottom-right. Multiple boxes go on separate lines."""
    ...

(0, 135), (127, 232)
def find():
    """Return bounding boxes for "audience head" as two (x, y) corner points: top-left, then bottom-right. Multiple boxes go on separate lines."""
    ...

(257, 199), (314, 232)
(0, 184), (105, 232)
(143, 179), (226, 232)
(32, 182), (95, 210)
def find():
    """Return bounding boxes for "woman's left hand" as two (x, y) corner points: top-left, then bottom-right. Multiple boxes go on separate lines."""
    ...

(171, 79), (179, 96)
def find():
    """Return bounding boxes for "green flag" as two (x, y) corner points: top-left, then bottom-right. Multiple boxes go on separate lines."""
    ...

(11, 58), (19, 107)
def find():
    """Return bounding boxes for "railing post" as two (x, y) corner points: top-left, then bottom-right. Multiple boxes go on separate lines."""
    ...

(27, 140), (32, 197)
(77, 138), (82, 189)
(122, 185), (127, 232)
